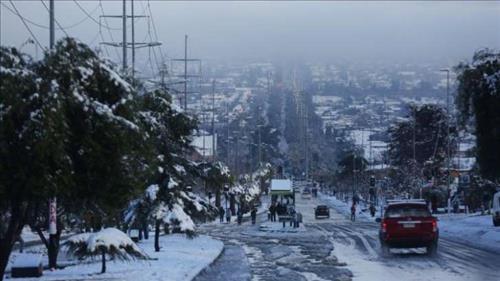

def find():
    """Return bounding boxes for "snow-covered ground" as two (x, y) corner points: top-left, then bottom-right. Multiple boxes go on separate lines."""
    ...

(438, 213), (500, 253)
(5, 234), (223, 281)
(316, 192), (500, 281)
(320, 192), (500, 253)
(319, 192), (380, 222)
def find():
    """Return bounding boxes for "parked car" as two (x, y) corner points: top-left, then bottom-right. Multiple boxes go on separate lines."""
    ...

(492, 191), (500, 227)
(301, 188), (311, 199)
(377, 200), (439, 256)
(315, 205), (330, 219)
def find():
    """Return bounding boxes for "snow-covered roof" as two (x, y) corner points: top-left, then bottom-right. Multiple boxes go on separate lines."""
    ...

(270, 179), (292, 195)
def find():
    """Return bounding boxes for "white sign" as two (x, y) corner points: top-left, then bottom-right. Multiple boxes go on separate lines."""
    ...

(49, 198), (57, 235)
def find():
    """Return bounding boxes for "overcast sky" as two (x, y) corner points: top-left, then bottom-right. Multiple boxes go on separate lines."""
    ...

(1, 1), (499, 67)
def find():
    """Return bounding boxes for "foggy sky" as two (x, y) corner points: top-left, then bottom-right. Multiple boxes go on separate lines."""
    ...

(1, 1), (499, 66)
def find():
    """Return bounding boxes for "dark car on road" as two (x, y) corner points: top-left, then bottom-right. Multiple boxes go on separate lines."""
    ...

(377, 200), (438, 255)
(314, 205), (330, 219)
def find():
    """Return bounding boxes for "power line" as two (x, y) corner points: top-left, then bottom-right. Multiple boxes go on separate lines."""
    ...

(40, 0), (69, 38)
(73, 0), (121, 31)
(146, 0), (165, 64)
(2, 1), (99, 30)
(62, 3), (100, 29)
(7, 0), (46, 51)
(2, 2), (49, 29)
(98, 0), (121, 61)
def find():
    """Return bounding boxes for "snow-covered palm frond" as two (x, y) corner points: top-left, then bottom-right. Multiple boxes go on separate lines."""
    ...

(65, 228), (147, 261)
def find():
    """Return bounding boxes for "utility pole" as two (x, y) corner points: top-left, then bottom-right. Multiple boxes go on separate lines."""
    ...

(49, 0), (54, 49)
(170, 35), (201, 111)
(212, 79), (216, 161)
(441, 68), (452, 213)
(258, 125), (262, 166)
(131, 0), (135, 80)
(226, 103), (230, 165)
(48, 0), (58, 270)
(100, 0), (160, 75)
(413, 105), (417, 189)
(122, 0), (127, 71)
(304, 93), (309, 180)
(184, 35), (188, 110)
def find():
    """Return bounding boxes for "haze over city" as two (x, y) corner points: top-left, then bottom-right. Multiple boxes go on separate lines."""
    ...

(2, 1), (499, 66)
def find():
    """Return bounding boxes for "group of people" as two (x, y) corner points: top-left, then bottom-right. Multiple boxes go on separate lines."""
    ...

(268, 202), (302, 228)
(268, 202), (288, 221)
(218, 205), (258, 225)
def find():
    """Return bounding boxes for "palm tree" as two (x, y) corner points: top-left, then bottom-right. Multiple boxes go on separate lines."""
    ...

(65, 228), (147, 273)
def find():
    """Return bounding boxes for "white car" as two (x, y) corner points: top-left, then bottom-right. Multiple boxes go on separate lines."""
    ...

(492, 191), (500, 227)
(301, 189), (312, 199)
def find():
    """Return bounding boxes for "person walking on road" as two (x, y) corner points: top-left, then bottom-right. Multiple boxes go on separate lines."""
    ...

(219, 206), (225, 223)
(269, 204), (277, 222)
(350, 203), (356, 222)
(251, 208), (257, 225)
(225, 207), (231, 223)
(237, 208), (243, 225)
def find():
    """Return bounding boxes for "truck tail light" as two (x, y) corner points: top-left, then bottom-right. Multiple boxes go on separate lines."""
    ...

(432, 220), (437, 232)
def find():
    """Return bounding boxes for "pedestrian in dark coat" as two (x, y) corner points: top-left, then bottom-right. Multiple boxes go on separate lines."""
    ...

(226, 207), (231, 223)
(219, 206), (225, 223)
(251, 208), (257, 224)
(270, 204), (277, 222)
(237, 209), (243, 225)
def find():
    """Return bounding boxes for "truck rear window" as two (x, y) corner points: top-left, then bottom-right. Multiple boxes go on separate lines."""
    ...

(385, 205), (431, 218)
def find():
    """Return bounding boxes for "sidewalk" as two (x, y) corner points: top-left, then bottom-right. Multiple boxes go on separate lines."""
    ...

(437, 213), (500, 253)
(5, 234), (224, 281)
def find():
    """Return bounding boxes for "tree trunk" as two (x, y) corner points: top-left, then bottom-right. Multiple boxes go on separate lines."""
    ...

(143, 221), (149, 240)
(48, 234), (59, 269)
(0, 204), (27, 281)
(101, 249), (106, 274)
(154, 220), (160, 252)
(215, 189), (221, 208)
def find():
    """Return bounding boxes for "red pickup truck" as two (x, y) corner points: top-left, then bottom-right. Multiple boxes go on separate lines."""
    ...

(377, 201), (438, 256)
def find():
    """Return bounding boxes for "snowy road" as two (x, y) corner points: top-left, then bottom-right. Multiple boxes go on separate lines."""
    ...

(196, 193), (500, 281)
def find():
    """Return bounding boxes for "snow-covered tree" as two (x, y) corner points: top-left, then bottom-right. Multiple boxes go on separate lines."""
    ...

(199, 161), (232, 207)
(1, 37), (147, 276)
(0, 46), (72, 277)
(128, 89), (218, 252)
(455, 49), (500, 181)
(388, 104), (455, 192)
